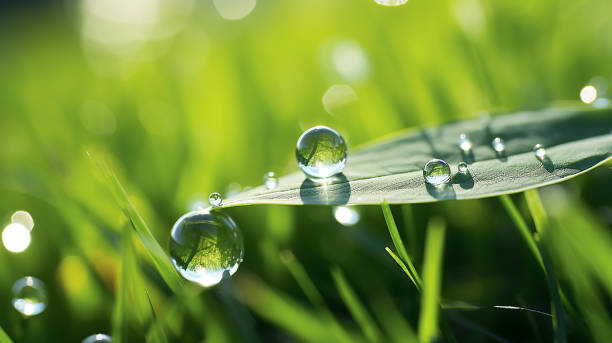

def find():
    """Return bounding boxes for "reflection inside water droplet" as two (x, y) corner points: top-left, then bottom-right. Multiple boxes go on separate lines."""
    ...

(209, 192), (222, 207)
(333, 206), (360, 226)
(12, 276), (47, 317)
(82, 334), (112, 343)
(169, 209), (244, 287)
(423, 159), (451, 186)
(296, 126), (347, 179)
(263, 171), (279, 189)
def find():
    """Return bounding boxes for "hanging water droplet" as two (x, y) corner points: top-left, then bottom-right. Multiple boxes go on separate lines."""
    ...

(423, 159), (451, 185)
(12, 276), (47, 317)
(263, 171), (279, 189)
(533, 144), (547, 160)
(82, 334), (112, 343)
(209, 192), (222, 207)
(296, 126), (347, 179)
(333, 206), (360, 226)
(169, 209), (244, 287)
(11, 210), (34, 231)
(2, 223), (31, 253)
(457, 162), (469, 174)
(374, 0), (408, 6)
(491, 137), (505, 153)
(457, 133), (472, 152)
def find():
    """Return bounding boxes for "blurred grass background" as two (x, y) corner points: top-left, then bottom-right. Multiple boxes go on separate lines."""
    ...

(1, 0), (612, 342)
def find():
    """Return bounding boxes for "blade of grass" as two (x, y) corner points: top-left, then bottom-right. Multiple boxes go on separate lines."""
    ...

(369, 291), (417, 343)
(385, 247), (420, 291)
(0, 326), (13, 343)
(382, 200), (421, 289)
(111, 226), (130, 343)
(280, 250), (358, 343)
(401, 204), (419, 265)
(524, 189), (567, 343)
(331, 266), (384, 343)
(499, 195), (544, 269)
(418, 218), (446, 343)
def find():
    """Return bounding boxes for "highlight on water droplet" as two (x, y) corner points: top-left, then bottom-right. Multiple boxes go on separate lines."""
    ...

(457, 133), (472, 152)
(82, 334), (112, 343)
(457, 162), (469, 174)
(12, 276), (47, 317)
(580, 85), (597, 104)
(296, 126), (347, 179)
(263, 171), (279, 189)
(374, 0), (408, 6)
(169, 209), (244, 287)
(333, 206), (360, 226)
(491, 137), (505, 153)
(533, 144), (547, 160)
(209, 192), (222, 207)
(423, 159), (451, 186)
(2, 223), (31, 253)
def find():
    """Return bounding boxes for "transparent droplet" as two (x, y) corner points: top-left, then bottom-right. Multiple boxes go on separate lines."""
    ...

(2, 223), (31, 253)
(580, 85), (597, 104)
(296, 126), (347, 179)
(457, 133), (472, 152)
(209, 192), (222, 207)
(492, 137), (505, 153)
(82, 334), (112, 343)
(169, 209), (244, 287)
(374, 0), (408, 6)
(12, 276), (47, 317)
(423, 159), (451, 185)
(333, 206), (360, 226)
(533, 144), (547, 160)
(263, 171), (279, 189)
(457, 162), (469, 174)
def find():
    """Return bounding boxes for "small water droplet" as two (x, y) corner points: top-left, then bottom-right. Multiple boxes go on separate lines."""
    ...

(423, 159), (451, 185)
(333, 206), (360, 226)
(263, 171), (279, 189)
(12, 276), (47, 317)
(169, 209), (244, 287)
(374, 0), (408, 6)
(492, 137), (505, 153)
(296, 126), (347, 179)
(580, 85), (598, 104)
(209, 192), (222, 207)
(457, 162), (469, 174)
(457, 133), (472, 152)
(2, 223), (31, 253)
(82, 334), (112, 343)
(533, 144), (547, 160)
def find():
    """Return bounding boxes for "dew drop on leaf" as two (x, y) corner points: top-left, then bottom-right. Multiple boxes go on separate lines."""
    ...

(423, 159), (451, 185)
(296, 126), (347, 179)
(263, 171), (279, 189)
(492, 137), (505, 153)
(457, 162), (469, 174)
(169, 209), (244, 287)
(457, 133), (472, 153)
(533, 144), (547, 160)
(209, 192), (222, 207)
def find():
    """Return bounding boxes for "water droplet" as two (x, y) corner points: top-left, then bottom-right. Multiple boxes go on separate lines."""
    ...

(2, 223), (31, 253)
(169, 209), (244, 287)
(374, 0), (408, 6)
(12, 276), (47, 317)
(580, 85), (598, 104)
(82, 334), (112, 343)
(457, 133), (472, 152)
(533, 144), (547, 160)
(333, 206), (360, 226)
(491, 137), (505, 153)
(423, 159), (451, 185)
(457, 162), (469, 174)
(263, 171), (279, 189)
(209, 192), (222, 207)
(296, 126), (347, 179)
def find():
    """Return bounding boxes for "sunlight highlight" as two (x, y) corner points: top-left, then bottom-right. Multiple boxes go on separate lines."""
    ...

(2, 223), (32, 253)
(580, 85), (597, 104)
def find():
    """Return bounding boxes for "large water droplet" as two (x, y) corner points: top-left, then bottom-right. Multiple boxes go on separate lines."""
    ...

(82, 334), (112, 343)
(263, 171), (279, 189)
(333, 206), (360, 226)
(457, 133), (472, 152)
(12, 276), (47, 317)
(296, 126), (347, 179)
(457, 162), (469, 174)
(374, 0), (408, 6)
(580, 85), (597, 104)
(209, 192), (222, 207)
(423, 159), (451, 185)
(491, 137), (505, 153)
(2, 223), (31, 253)
(533, 144), (547, 160)
(169, 209), (244, 287)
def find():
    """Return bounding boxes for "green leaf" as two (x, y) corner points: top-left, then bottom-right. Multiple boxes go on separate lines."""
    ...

(0, 326), (13, 343)
(220, 107), (612, 207)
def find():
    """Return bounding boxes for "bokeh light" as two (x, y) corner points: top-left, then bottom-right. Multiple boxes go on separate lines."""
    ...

(333, 206), (360, 226)
(213, 0), (256, 20)
(580, 85), (598, 104)
(2, 223), (32, 253)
